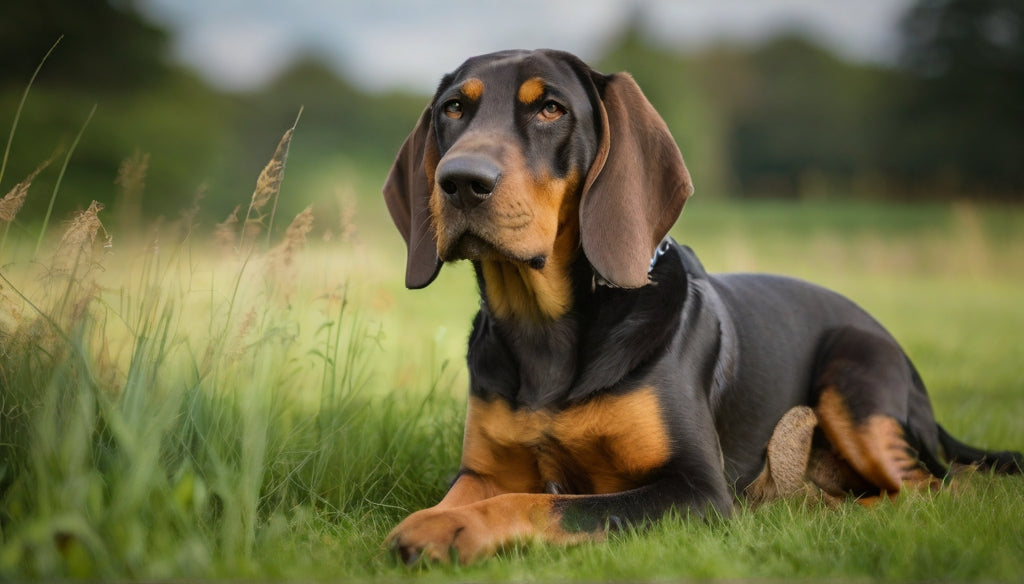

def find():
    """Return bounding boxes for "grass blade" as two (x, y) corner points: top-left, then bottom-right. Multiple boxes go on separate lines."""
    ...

(34, 103), (97, 257)
(0, 36), (62, 190)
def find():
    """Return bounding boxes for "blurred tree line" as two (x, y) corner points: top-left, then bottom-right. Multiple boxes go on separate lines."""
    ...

(1, 0), (1021, 232)
(599, 0), (1024, 201)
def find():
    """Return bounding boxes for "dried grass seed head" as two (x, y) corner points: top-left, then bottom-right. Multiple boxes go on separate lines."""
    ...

(250, 127), (293, 214)
(271, 205), (315, 268)
(1, 155), (57, 223)
(54, 200), (108, 270)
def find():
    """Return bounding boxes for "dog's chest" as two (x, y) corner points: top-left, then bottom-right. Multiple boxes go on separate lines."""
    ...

(463, 388), (672, 494)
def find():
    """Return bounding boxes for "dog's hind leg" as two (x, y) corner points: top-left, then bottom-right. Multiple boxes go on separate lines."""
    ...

(811, 327), (941, 496)
(745, 406), (819, 504)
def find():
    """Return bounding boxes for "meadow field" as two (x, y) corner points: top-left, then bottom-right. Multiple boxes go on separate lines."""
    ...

(1, 123), (1024, 581)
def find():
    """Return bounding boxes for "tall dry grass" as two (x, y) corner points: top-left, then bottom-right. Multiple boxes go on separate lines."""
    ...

(241, 108), (302, 252)
(0, 113), (463, 580)
(0, 149), (58, 255)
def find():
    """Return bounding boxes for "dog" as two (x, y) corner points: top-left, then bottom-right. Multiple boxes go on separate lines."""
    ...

(381, 49), (1022, 564)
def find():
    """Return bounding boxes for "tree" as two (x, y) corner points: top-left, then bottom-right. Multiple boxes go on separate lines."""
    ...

(890, 0), (1024, 196)
(720, 35), (891, 198)
(0, 0), (229, 225)
(0, 0), (171, 92)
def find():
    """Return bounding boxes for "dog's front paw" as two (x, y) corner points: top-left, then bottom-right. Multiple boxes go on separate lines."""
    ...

(385, 507), (496, 565)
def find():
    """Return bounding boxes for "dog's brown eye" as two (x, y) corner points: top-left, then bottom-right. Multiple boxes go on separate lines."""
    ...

(443, 100), (463, 119)
(538, 101), (565, 122)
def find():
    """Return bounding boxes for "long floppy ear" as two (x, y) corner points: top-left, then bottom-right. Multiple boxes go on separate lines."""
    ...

(383, 107), (442, 289)
(580, 73), (693, 288)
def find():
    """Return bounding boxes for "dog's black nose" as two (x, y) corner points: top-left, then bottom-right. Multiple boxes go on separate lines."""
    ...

(437, 156), (500, 210)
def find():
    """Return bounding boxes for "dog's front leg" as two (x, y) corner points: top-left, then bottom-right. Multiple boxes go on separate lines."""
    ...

(386, 472), (731, 565)
(386, 490), (585, 565)
(385, 470), (528, 564)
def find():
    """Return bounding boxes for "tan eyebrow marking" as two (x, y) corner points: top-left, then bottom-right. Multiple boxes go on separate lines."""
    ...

(461, 78), (484, 101)
(518, 77), (545, 104)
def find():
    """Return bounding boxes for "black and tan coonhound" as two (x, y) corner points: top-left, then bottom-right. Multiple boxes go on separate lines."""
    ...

(381, 49), (1022, 564)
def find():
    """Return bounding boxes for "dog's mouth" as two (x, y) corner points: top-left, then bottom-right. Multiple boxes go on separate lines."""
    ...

(444, 232), (547, 270)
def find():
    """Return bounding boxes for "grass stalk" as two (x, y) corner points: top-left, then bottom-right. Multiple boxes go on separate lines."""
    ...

(34, 103), (97, 257)
(240, 109), (301, 253)
(265, 107), (303, 249)
(0, 36), (62, 190)
(0, 148), (60, 257)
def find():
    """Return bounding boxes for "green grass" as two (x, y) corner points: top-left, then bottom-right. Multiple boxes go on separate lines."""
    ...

(1, 154), (1023, 581)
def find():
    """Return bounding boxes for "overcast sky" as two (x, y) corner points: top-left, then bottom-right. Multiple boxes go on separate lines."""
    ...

(138, 0), (915, 92)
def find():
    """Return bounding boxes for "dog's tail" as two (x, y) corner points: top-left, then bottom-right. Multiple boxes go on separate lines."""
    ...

(904, 359), (1022, 476)
(935, 425), (1023, 474)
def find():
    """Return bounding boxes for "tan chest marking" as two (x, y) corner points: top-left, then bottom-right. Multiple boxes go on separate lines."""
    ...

(462, 387), (672, 495)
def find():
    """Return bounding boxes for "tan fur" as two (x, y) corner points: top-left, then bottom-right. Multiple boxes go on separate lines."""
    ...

(386, 388), (672, 563)
(477, 175), (579, 321)
(463, 387), (672, 494)
(461, 78), (484, 101)
(816, 387), (939, 494)
(746, 402), (944, 507)
(387, 490), (598, 564)
(517, 77), (545, 104)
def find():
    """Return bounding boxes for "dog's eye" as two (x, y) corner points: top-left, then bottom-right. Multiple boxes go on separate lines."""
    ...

(443, 100), (463, 120)
(538, 101), (565, 122)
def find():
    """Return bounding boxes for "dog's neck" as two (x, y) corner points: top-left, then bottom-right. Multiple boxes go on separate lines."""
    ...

(476, 259), (574, 322)
(470, 251), (590, 408)
(475, 210), (581, 322)
(469, 240), (690, 410)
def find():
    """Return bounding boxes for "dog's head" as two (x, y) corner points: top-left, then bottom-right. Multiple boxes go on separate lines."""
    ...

(384, 49), (693, 293)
